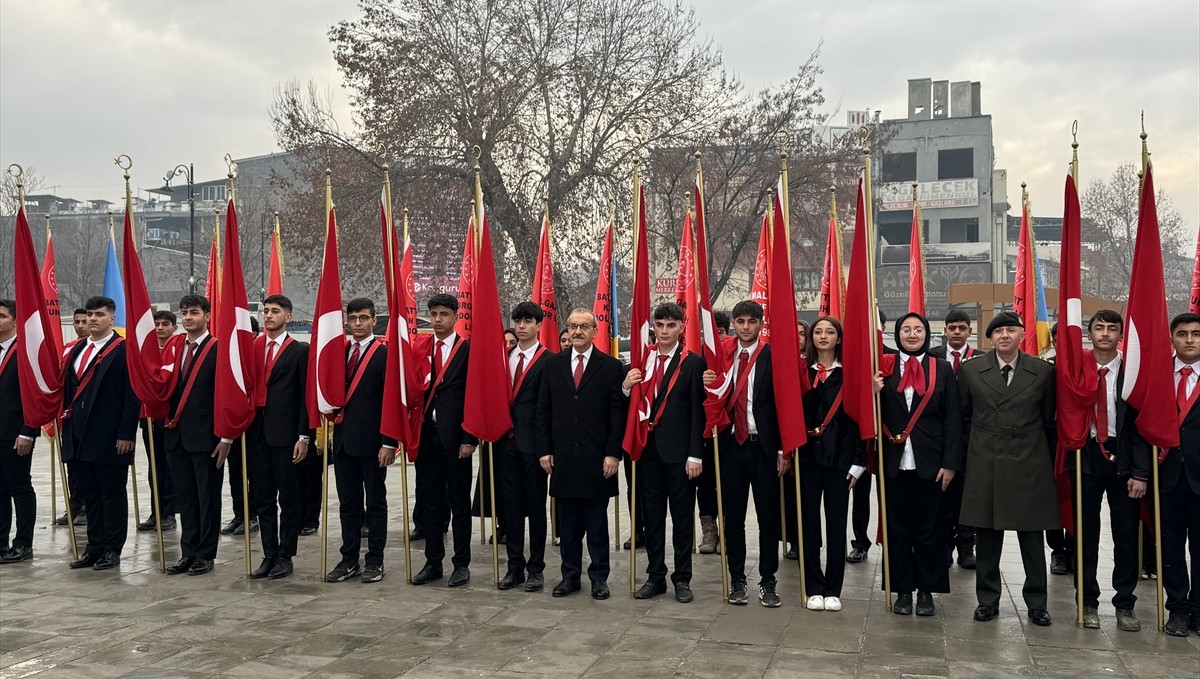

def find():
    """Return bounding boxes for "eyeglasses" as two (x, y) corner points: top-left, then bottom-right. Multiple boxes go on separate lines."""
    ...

(566, 323), (595, 331)
(347, 315), (374, 323)
(898, 328), (926, 336)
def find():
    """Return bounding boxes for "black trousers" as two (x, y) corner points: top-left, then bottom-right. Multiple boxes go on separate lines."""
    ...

(782, 470), (798, 545)
(140, 422), (175, 516)
(638, 441), (695, 586)
(496, 439), (547, 575)
(942, 472), (973, 554)
(1162, 464), (1200, 614)
(977, 527), (1047, 609)
(333, 454), (387, 566)
(1046, 528), (1074, 558)
(416, 430), (473, 569)
(800, 462), (851, 597)
(227, 446), (253, 521)
(722, 437), (780, 586)
(296, 453), (323, 530)
(558, 496), (610, 584)
(851, 471), (873, 551)
(169, 446), (223, 560)
(1072, 451), (1140, 609)
(67, 460), (84, 515)
(0, 440), (35, 550)
(74, 460), (129, 555)
(251, 442), (300, 560)
(885, 470), (949, 593)
(471, 450), (504, 531)
(623, 453), (646, 537)
(696, 437), (718, 517)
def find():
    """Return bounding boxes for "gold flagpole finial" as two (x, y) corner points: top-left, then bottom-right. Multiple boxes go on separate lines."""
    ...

(402, 207), (409, 243)
(911, 181), (919, 205)
(1070, 121), (1080, 189)
(7, 164), (25, 207)
(1139, 112), (1150, 175)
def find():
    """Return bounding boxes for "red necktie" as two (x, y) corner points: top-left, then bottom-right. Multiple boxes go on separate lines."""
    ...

(513, 351), (526, 389)
(180, 341), (197, 379)
(1179, 367), (1195, 415)
(433, 339), (445, 382)
(76, 343), (96, 377)
(573, 354), (585, 389)
(815, 363), (828, 384)
(1095, 367), (1110, 442)
(951, 350), (961, 373)
(653, 354), (669, 397)
(347, 342), (362, 382)
(897, 356), (926, 396)
(733, 349), (750, 444)
(265, 340), (279, 374)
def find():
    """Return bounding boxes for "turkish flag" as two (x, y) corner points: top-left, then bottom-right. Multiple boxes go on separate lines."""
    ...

(1014, 201), (1039, 355)
(267, 221), (284, 297)
(306, 206), (345, 427)
(693, 179), (731, 434)
(751, 212), (771, 341)
(379, 195), (418, 457)
(675, 212), (701, 350)
(455, 214), (476, 339)
(39, 228), (63, 357)
(819, 214), (845, 319)
(1054, 175), (1098, 450)
(767, 191), (807, 454)
(532, 209), (560, 348)
(204, 225), (221, 337)
(213, 199), (257, 439)
(1120, 165), (1180, 450)
(907, 205), (925, 315)
(592, 221), (614, 355)
(842, 178), (878, 440)
(463, 213), (514, 442)
(1189, 227), (1200, 314)
(621, 185), (652, 461)
(120, 196), (171, 419)
(13, 204), (63, 428)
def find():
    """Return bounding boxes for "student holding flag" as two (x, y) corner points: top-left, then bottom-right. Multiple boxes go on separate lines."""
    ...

(0, 299), (40, 565)
(929, 309), (977, 570)
(1162, 312), (1200, 636)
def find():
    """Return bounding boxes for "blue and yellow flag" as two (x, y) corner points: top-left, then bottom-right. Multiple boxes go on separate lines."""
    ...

(101, 224), (126, 335)
(1030, 237), (1052, 356)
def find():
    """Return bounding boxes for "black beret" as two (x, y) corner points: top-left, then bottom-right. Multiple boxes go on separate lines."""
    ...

(986, 311), (1024, 338)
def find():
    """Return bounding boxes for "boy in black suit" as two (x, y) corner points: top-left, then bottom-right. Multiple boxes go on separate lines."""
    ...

(1163, 312), (1200, 636)
(137, 310), (178, 533)
(60, 296), (140, 570)
(626, 302), (706, 603)
(0, 299), (39, 564)
(928, 309), (977, 569)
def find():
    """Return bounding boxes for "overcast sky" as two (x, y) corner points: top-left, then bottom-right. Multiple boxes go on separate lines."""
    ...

(2, 0), (1197, 246)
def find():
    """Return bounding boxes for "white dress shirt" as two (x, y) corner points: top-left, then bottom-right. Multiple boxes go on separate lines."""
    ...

(74, 332), (115, 375)
(510, 342), (539, 383)
(897, 353), (924, 471)
(1, 337), (33, 442)
(1176, 357), (1200, 401)
(731, 340), (760, 436)
(996, 353), (1018, 384)
(430, 334), (457, 423)
(1090, 353), (1121, 439)
(264, 330), (289, 362)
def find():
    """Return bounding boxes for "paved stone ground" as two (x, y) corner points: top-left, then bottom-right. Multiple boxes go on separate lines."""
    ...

(1, 439), (1198, 679)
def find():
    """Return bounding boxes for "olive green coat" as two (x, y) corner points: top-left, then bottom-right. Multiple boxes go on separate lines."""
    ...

(957, 350), (1058, 531)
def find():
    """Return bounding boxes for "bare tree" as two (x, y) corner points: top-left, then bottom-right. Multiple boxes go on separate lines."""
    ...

(0, 167), (47, 296)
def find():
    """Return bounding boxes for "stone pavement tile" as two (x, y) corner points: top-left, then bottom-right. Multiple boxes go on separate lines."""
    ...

(529, 628), (618, 656)
(673, 639), (775, 678)
(1028, 646), (1130, 677)
(270, 631), (381, 659)
(943, 638), (1032, 664)
(315, 614), (410, 637)
(857, 655), (949, 677)
(18, 662), (128, 679)
(764, 670), (843, 679)
(767, 648), (859, 675)
(1020, 620), (1116, 650)
(390, 617), (478, 646)
(0, 630), (56, 654)
(946, 660), (1039, 678)
(500, 649), (600, 676)
(353, 599), (442, 622)
(219, 652), (340, 678)
(419, 602), (506, 625)
(1104, 623), (1200, 654)
(119, 669), (208, 679)
(303, 656), (422, 679)
(605, 631), (697, 659)
(862, 630), (946, 659)
(399, 659), (510, 678)
(1117, 650), (1200, 677)
(484, 605), (573, 629)
(207, 626), (304, 655)
(941, 613), (1028, 644)
(146, 643), (262, 674)
(578, 656), (682, 679)
(70, 634), (187, 669)
(779, 619), (863, 653)
(423, 624), (532, 671)
(555, 602), (654, 633)
(704, 617), (787, 646)
(621, 611), (709, 639)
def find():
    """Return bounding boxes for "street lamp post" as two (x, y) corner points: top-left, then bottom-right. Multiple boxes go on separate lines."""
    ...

(164, 163), (195, 293)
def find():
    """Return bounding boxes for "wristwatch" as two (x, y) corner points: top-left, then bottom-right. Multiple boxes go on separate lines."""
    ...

(298, 435), (311, 444)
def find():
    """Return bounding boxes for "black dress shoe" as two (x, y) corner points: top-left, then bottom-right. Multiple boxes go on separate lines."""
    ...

(1164, 612), (1190, 637)
(409, 526), (425, 541)
(251, 558), (276, 579)
(1049, 553), (1069, 575)
(166, 557), (194, 575)
(498, 531), (508, 545)
(0, 546), (32, 564)
(93, 551), (120, 570)
(622, 533), (646, 550)
(915, 591), (935, 616)
(1027, 608), (1052, 626)
(957, 548), (977, 570)
(785, 544), (799, 560)
(187, 558), (214, 575)
(69, 552), (100, 569)
(268, 558), (294, 580)
(634, 581), (667, 600)
(846, 547), (867, 563)
(974, 604), (999, 622)
(447, 566), (470, 587)
(299, 525), (318, 537)
(591, 581), (610, 600)
(674, 583), (694, 604)
(220, 518), (242, 535)
(498, 571), (525, 590)
(893, 592), (913, 615)
(233, 518), (258, 536)
(55, 512), (70, 526)
(137, 516), (157, 531)
(552, 580), (581, 597)
(524, 573), (544, 592)
(411, 564), (442, 585)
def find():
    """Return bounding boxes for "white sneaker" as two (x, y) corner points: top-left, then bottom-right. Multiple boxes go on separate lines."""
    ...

(824, 596), (843, 611)
(806, 595), (825, 610)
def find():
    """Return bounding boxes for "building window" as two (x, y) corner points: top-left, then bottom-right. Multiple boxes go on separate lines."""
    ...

(937, 148), (973, 180)
(883, 152), (917, 183)
(940, 217), (979, 243)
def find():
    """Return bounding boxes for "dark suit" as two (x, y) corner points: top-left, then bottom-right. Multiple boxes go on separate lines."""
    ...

(497, 344), (549, 577)
(0, 339), (39, 551)
(798, 362), (864, 597)
(721, 343), (784, 588)
(1161, 362), (1200, 616)
(638, 346), (705, 587)
(165, 334), (222, 561)
(850, 347), (898, 554)
(247, 335), (310, 561)
(61, 336), (140, 556)
(333, 338), (394, 567)
(536, 347), (625, 584)
(929, 343), (977, 556)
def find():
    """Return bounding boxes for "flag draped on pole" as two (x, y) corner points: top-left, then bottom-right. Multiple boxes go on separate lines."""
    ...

(1014, 199), (1040, 355)
(1054, 175), (1097, 450)
(622, 184), (652, 460)
(819, 211), (845, 319)
(907, 199), (925, 315)
(842, 178), (878, 440)
(455, 213), (476, 339)
(40, 226), (63, 356)
(120, 190), (171, 419)
(1190, 227), (1200, 314)
(213, 199), (257, 439)
(306, 196), (345, 428)
(693, 175), (731, 433)
(767, 192), (807, 454)
(1031, 248), (1052, 356)
(379, 189), (418, 456)
(267, 215), (284, 297)
(205, 224), (222, 337)
(463, 213), (514, 441)
(1120, 165), (1180, 450)
(675, 212), (701, 348)
(101, 226), (126, 336)
(13, 204), (63, 428)
(593, 220), (614, 355)
(751, 213), (771, 340)
(532, 207), (560, 348)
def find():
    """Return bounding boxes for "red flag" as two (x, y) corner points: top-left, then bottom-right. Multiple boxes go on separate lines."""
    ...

(120, 194), (172, 419)
(1014, 200), (1040, 355)
(622, 185), (652, 460)
(767, 192), (807, 454)
(13, 205), (63, 428)
(379, 193), (418, 456)
(592, 221), (615, 354)
(455, 214), (476, 339)
(842, 179), (878, 440)
(1189, 227), (1200, 314)
(39, 227), (63, 358)
(213, 199), (257, 439)
(675, 212), (701, 350)
(907, 201), (925, 315)
(532, 208), (560, 348)
(1120, 165), (1180, 450)
(751, 212), (771, 341)
(819, 214), (845, 319)
(204, 225), (221, 337)
(463, 213), (514, 441)
(693, 178), (731, 433)
(266, 219), (284, 297)
(1055, 175), (1098, 450)
(306, 205), (346, 427)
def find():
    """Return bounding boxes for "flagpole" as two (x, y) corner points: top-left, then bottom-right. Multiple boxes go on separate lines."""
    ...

(610, 206), (619, 553)
(320, 168), (334, 580)
(767, 189), (790, 585)
(629, 163), (641, 597)
(863, 137), (892, 612)
(389, 189), (414, 584)
(54, 420), (78, 560)
(223, 162), (253, 579)
(49, 427), (57, 526)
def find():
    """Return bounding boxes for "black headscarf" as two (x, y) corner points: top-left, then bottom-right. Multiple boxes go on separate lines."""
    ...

(893, 311), (931, 357)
